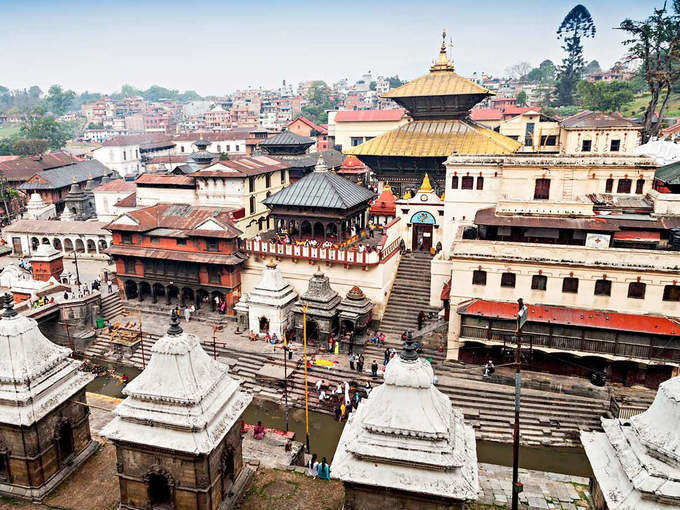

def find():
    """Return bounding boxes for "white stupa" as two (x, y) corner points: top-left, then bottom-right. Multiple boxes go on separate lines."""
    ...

(331, 334), (479, 507)
(581, 376), (680, 510)
(25, 192), (56, 220)
(101, 312), (252, 453)
(247, 259), (297, 338)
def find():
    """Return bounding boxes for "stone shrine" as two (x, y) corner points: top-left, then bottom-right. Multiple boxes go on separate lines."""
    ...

(61, 181), (95, 221)
(24, 192), (56, 220)
(102, 313), (252, 510)
(0, 294), (97, 500)
(246, 259), (297, 339)
(293, 267), (341, 343)
(332, 334), (479, 509)
(582, 375), (680, 510)
(30, 243), (64, 282)
(337, 285), (373, 352)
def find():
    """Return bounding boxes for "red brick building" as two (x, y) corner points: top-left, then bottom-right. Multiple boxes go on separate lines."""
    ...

(106, 204), (246, 314)
(287, 116), (330, 151)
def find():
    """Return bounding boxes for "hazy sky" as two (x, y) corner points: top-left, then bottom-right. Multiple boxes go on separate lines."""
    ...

(0, 0), (661, 96)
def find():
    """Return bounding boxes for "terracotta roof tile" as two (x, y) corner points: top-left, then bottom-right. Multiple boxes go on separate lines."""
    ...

(335, 109), (407, 122)
(94, 179), (136, 193)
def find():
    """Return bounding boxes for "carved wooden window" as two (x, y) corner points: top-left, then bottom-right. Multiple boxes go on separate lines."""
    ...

(636, 179), (645, 194)
(531, 274), (547, 291)
(562, 277), (579, 294)
(594, 279), (611, 296)
(534, 179), (550, 200)
(472, 270), (486, 286)
(617, 179), (632, 194)
(451, 175), (458, 189)
(461, 176), (474, 190)
(627, 282), (646, 299)
(500, 272), (516, 288)
(663, 285), (680, 302)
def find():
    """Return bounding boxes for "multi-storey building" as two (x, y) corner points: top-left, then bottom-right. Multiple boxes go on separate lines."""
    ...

(430, 151), (680, 387)
(106, 204), (246, 315)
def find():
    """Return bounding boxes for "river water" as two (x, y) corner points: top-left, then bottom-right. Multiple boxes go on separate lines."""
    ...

(85, 365), (591, 475)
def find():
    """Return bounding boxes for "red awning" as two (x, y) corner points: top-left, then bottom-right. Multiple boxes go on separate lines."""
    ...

(612, 231), (661, 242)
(440, 278), (451, 300)
(458, 299), (680, 336)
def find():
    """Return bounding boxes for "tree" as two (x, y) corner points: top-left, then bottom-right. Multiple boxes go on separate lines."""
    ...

(369, 81), (377, 91)
(526, 60), (557, 83)
(388, 76), (405, 88)
(0, 139), (13, 156)
(45, 85), (76, 115)
(516, 90), (528, 106)
(20, 111), (73, 150)
(584, 60), (602, 75)
(576, 80), (635, 111)
(301, 81), (339, 124)
(12, 138), (49, 156)
(506, 62), (533, 81)
(555, 5), (597, 106)
(121, 84), (141, 97)
(619, 2), (680, 142)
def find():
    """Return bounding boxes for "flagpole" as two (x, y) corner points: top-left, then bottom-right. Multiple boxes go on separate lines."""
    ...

(303, 303), (310, 453)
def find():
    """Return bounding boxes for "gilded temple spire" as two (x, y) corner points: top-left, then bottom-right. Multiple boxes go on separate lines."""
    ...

(430, 28), (454, 72)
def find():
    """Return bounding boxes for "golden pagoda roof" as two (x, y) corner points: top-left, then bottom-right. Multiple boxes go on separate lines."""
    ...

(346, 119), (522, 158)
(382, 30), (492, 99)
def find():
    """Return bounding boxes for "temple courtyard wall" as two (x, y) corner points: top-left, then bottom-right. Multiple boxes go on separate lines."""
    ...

(241, 252), (400, 321)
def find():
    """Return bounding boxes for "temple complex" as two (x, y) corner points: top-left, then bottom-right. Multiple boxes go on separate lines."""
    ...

(61, 180), (96, 221)
(293, 267), (341, 343)
(102, 313), (252, 510)
(258, 130), (343, 182)
(396, 173), (445, 252)
(581, 375), (680, 510)
(245, 259), (297, 338)
(0, 294), (97, 500)
(332, 334), (479, 509)
(347, 31), (521, 195)
(262, 154), (375, 242)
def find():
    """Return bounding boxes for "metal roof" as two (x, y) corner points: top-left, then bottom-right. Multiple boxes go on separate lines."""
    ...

(4, 219), (109, 235)
(259, 131), (315, 147)
(18, 160), (113, 191)
(382, 70), (491, 99)
(263, 169), (375, 210)
(655, 161), (680, 185)
(274, 149), (344, 169)
(346, 119), (522, 157)
(560, 111), (641, 129)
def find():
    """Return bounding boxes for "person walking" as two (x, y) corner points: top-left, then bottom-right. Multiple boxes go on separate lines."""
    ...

(357, 354), (364, 373)
(417, 310), (425, 330)
(348, 353), (356, 371)
(334, 403), (342, 421)
(383, 348), (390, 366)
(317, 457), (330, 480)
(184, 306), (191, 323)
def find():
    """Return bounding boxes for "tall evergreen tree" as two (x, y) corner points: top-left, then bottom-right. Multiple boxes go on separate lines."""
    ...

(555, 5), (596, 106)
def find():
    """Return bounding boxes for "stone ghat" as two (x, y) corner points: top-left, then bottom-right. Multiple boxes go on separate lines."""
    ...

(84, 332), (610, 448)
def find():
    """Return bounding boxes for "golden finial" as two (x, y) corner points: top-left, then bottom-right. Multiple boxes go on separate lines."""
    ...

(419, 173), (433, 192)
(383, 183), (391, 192)
(267, 258), (276, 268)
(430, 28), (454, 72)
(403, 190), (412, 200)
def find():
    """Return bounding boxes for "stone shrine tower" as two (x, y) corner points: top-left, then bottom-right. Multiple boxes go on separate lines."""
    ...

(30, 243), (64, 282)
(102, 313), (253, 510)
(247, 259), (297, 338)
(0, 294), (97, 500)
(61, 181), (94, 221)
(582, 375), (680, 510)
(293, 267), (341, 343)
(332, 334), (479, 509)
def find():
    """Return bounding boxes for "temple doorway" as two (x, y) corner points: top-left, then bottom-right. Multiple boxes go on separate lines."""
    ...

(148, 473), (172, 509)
(125, 280), (138, 299)
(56, 421), (74, 463)
(306, 320), (319, 342)
(412, 224), (433, 251)
(259, 316), (270, 333)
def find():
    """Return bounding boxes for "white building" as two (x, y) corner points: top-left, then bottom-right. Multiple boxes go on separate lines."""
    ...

(24, 193), (56, 220)
(92, 179), (136, 222)
(332, 336), (478, 509)
(92, 134), (175, 178)
(172, 132), (247, 156)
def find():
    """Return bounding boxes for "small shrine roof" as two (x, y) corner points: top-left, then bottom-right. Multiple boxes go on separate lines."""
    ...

(249, 260), (298, 308)
(260, 131), (315, 147)
(102, 315), (252, 454)
(0, 294), (93, 426)
(369, 185), (396, 215)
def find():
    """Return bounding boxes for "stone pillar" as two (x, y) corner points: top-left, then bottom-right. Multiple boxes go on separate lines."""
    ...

(151, 285), (157, 304)
(166, 287), (171, 305)
(137, 282), (143, 302)
(195, 291), (200, 310)
(446, 307), (463, 361)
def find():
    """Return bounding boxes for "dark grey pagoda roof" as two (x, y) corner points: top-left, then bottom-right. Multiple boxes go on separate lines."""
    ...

(263, 155), (375, 210)
(19, 160), (113, 191)
(655, 161), (680, 186)
(294, 268), (341, 320)
(260, 131), (315, 147)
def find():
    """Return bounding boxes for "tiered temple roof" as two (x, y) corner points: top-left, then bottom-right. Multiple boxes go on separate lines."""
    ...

(337, 286), (373, 325)
(294, 267), (341, 321)
(581, 376), (680, 510)
(102, 314), (252, 453)
(0, 294), (93, 426)
(249, 259), (297, 309)
(332, 335), (479, 500)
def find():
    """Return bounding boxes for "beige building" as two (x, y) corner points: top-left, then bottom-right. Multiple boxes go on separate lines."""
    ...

(330, 109), (409, 151)
(559, 111), (642, 155)
(429, 151), (680, 387)
(498, 111), (560, 152)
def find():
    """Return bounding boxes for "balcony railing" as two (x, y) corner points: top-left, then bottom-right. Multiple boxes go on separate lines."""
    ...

(460, 324), (680, 363)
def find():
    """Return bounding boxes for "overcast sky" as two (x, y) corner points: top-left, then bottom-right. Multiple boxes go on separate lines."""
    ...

(0, 0), (661, 96)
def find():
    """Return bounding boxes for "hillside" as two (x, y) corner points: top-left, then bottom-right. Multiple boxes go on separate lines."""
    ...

(620, 91), (680, 118)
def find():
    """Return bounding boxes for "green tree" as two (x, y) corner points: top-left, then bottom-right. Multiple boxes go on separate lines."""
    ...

(619, 2), (680, 142)
(388, 76), (404, 88)
(576, 80), (635, 111)
(555, 5), (597, 106)
(516, 90), (528, 106)
(369, 81), (377, 91)
(0, 138), (13, 156)
(584, 60), (602, 75)
(121, 84), (141, 97)
(20, 112), (73, 150)
(45, 85), (76, 115)
(301, 81), (338, 124)
(12, 138), (49, 156)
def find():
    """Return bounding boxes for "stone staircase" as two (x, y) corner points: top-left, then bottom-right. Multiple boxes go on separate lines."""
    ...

(379, 251), (440, 339)
(100, 292), (124, 321)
